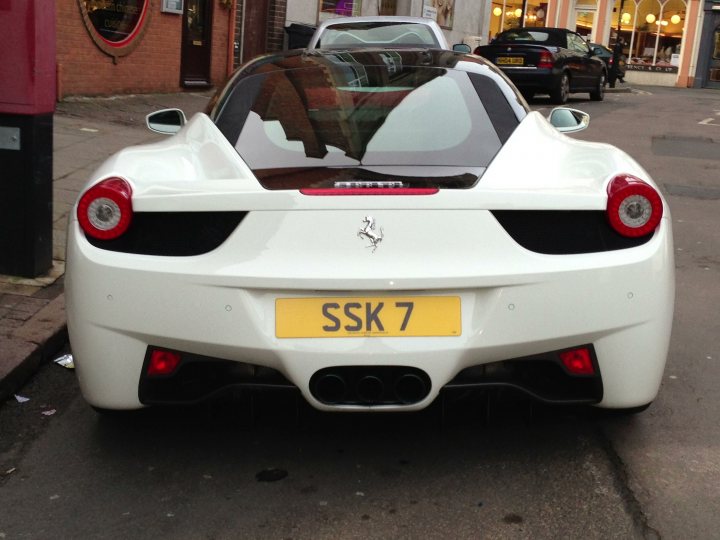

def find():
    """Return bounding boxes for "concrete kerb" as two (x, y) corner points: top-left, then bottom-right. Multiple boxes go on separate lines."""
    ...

(0, 295), (68, 404)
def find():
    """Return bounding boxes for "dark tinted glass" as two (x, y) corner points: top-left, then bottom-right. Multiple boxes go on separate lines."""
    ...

(216, 61), (507, 170)
(494, 30), (559, 45)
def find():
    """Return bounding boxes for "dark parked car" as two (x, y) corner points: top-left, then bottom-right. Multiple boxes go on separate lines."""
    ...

(475, 27), (607, 104)
(589, 42), (626, 79)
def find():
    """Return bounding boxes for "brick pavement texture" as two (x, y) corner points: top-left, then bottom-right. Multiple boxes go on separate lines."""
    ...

(0, 91), (213, 403)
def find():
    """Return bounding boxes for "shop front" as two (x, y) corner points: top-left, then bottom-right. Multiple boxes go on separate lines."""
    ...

(57, 0), (715, 97)
(599, 0), (694, 86)
(57, 0), (232, 98)
(288, 0), (709, 87)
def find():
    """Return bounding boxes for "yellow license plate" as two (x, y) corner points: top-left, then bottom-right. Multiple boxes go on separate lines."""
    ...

(496, 57), (524, 65)
(276, 296), (461, 338)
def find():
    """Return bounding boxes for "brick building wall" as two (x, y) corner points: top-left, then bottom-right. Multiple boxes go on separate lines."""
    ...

(233, 0), (288, 69)
(267, 1), (287, 53)
(233, 0), (244, 68)
(57, 0), (230, 98)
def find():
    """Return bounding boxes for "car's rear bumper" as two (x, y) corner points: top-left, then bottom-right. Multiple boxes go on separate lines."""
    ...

(66, 209), (674, 412)
(498, 67), (558, 91)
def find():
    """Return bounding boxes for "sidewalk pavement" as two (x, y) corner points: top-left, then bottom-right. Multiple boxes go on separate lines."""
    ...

(0, 91), (213, 404)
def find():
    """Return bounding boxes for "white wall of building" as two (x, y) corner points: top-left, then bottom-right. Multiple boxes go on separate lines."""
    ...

(286, 0), (316, 25)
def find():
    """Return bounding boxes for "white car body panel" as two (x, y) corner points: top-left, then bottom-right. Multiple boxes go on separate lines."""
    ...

(67, 110), (674, 411)
(85, 112), (655, 213)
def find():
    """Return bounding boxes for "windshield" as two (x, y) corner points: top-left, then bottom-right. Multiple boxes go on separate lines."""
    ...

(317, 22), (441, 49)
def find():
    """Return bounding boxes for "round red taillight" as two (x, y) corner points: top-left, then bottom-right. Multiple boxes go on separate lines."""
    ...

(77, 177), (133, 240)
(606, 174), (663, 238)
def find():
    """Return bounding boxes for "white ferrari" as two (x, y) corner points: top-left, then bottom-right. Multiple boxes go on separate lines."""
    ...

(66, 49), (674, 414)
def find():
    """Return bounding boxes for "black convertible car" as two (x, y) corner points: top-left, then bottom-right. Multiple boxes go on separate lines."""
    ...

(475, 27), (607, 104)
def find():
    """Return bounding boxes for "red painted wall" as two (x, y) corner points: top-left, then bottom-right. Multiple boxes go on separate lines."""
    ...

(0, 0), (56, 114)
(56, 0), (230, 98)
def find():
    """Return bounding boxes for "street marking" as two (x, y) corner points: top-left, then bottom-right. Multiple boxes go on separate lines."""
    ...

(699, 109), (720, 125)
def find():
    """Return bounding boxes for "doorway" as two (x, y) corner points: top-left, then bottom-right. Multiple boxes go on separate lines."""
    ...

(181, 0), (213, 87)
(573, 7), (596, 41)
(707, 23), (720, 89)
(241, 0), (270, 63)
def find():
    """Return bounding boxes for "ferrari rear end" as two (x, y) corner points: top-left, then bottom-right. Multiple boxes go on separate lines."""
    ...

(66, 50), (673, 414)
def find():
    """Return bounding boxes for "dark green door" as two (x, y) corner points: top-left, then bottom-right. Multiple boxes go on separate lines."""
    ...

(707, 23), (720, 89)
(181, 0), (213, 87)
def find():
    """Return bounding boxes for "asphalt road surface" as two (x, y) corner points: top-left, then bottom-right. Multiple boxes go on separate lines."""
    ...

(1, 85), (718, 539)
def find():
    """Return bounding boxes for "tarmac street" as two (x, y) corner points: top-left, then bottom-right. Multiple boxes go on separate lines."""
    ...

(0, 85), (719, 538)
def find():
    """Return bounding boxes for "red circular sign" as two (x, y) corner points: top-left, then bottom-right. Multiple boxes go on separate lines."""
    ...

(79, 0), (151, 57)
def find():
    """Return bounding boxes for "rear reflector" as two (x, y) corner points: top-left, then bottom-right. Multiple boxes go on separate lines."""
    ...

(559, 348), (595, 375)
(147, 350), (182, 376)
(300, 188), (439, 196)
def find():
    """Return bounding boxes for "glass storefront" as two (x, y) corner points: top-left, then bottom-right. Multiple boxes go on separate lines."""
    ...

(575, 8), (596, 39)
(611, 0), (686, 66)
(488, 0), (548, 39)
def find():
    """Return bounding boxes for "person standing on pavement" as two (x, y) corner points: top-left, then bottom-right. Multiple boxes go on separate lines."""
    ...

(608, 36), (626, 88)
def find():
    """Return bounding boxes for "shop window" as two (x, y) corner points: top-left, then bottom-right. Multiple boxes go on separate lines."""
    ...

(378, 0), (397, 15)
(79, 0), (150, 59)
(422, 0), (455, 29)
(319, 0), (362, 20)
(575, 8), (596, 39)
(488, 0), (547, 39)
(611, 0), (685, 68)
(711, 27), (720, 82)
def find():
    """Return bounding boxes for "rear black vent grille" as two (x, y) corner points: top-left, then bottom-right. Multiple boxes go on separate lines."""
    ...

(491, 210), (652, 254)
(86, 212), (247, 256)
(446, 347), (603, 404)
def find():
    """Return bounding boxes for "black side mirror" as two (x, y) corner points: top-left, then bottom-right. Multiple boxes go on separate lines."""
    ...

(548, 107), (590, 133)
(453, 43), (472, 53)
(146, 108), (187, 135)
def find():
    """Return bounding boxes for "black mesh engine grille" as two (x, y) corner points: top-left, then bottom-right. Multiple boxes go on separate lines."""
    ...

(491, 210), (652, 254)
(86, 212), (247, 256)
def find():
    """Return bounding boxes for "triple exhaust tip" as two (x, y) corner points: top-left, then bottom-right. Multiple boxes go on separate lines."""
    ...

(314, 371), (429, 405)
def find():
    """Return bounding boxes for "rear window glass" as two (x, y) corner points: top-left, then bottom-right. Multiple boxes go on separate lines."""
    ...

(494, 30), (558, 44)
(317, 22), (440, 49)
(218, 65), (506, 164)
